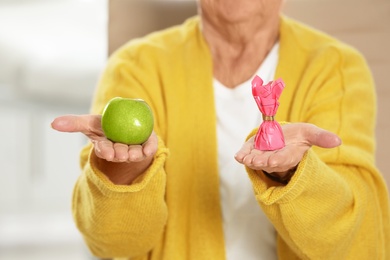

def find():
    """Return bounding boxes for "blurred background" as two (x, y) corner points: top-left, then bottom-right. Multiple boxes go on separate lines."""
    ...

(0, 0), (389, 259)
(0, 0), (106, 259)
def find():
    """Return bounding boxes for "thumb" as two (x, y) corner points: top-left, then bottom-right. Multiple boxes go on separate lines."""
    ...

(51, 114), (102, 135)
(305, 124), (342, 148)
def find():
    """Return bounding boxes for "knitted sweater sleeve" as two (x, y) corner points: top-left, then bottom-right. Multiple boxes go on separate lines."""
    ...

(247, 44), (390, 259)
(72, 42), (169, 258)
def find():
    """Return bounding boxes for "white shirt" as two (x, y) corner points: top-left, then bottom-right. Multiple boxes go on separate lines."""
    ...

(214, 43), (279, 260)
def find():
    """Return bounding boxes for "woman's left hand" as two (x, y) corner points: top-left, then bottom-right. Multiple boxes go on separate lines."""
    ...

(234, 123), (342, 177)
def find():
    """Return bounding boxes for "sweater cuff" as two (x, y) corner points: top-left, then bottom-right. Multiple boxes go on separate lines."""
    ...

(85, 136), (169, 198)
(247, 149), (313, 205)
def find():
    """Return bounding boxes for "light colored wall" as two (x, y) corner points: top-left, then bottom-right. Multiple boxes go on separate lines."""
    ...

(0, 0), (106, 259)
(108, 0), (198, 55)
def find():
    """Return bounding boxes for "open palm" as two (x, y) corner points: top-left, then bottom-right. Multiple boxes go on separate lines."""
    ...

(235, 123), (341, 174)
(51, 114), (158, 163)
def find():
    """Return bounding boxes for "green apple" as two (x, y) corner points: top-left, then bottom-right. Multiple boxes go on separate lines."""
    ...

(101, 97), (154, 145)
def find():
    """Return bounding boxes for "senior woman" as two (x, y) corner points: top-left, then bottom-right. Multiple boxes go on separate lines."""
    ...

(52, 0), (389, 259)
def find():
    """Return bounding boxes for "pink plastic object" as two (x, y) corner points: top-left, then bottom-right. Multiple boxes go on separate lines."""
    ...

(252, 75), (285, 151)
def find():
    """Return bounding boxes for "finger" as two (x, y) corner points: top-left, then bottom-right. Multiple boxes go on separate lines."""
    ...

(265, 148), (299, 173)
(94, 140), (115, 161)
(113, 143), (130, 162)
(304, 124), (342, 148)
(250, 151), (271, 169)
(234, 136), (255, 162)
(238, 148), (269, 170)
(142, 132), (158, 157)
(51, 115), (102, 135)
(128, 145), (145, 162)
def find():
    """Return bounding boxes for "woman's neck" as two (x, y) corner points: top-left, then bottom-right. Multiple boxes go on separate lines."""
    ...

(200, 10), (280, 88)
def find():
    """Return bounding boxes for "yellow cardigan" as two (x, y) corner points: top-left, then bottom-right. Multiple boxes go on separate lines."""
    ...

(73, 16), (390, 259)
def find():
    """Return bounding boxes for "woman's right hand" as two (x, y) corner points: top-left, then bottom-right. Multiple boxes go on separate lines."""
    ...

(51, 114), (158, 184)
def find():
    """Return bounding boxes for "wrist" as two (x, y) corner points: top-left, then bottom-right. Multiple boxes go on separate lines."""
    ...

(262, 166), (297, 185)
(91, 153), (153, 185)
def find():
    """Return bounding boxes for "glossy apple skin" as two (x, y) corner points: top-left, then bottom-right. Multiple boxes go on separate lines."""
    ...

(101, 97), (154, 145)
